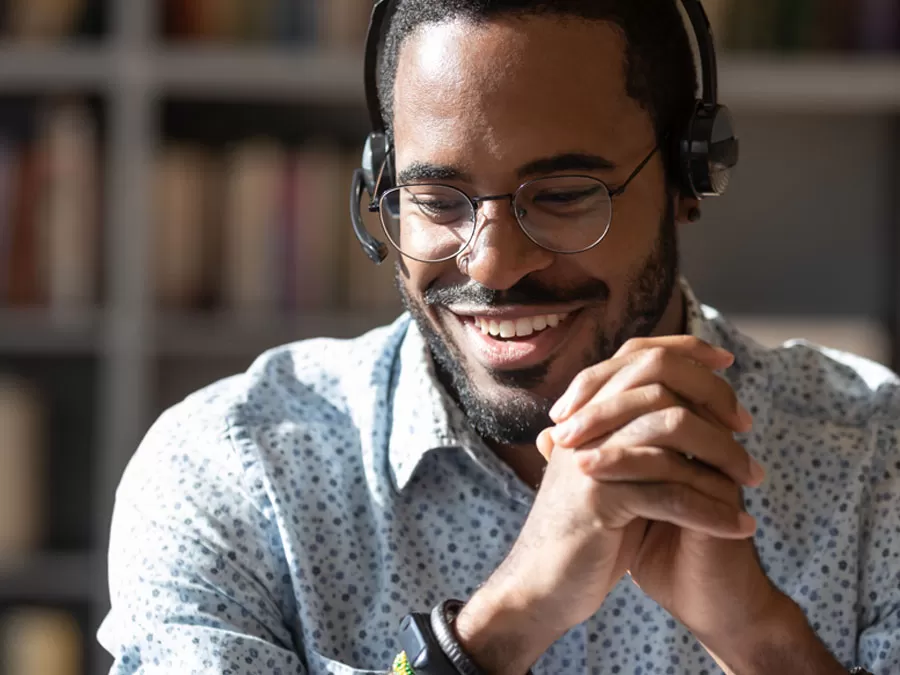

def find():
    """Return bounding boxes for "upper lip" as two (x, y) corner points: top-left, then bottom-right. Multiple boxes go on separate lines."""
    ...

(445, 305), (583, 320)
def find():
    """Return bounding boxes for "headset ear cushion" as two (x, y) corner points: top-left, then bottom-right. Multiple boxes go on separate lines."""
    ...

(674, 102), (701, 199)
(362, 132), (392, 196)
(679, 102), (739, 199)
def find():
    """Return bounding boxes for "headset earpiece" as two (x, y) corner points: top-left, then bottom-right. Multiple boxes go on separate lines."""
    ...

(678, 100), (739, 199)
(362, 131), (394, 197)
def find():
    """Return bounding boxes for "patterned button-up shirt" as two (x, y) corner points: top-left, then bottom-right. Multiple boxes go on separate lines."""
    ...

(99, 280), (900, 674)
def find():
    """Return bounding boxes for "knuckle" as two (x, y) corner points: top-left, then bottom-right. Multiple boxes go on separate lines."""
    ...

(644, 383), (675, 408)
(617, 337), (648, 356)
(683, 335), (709, 352)
(659, 484), (689, 518)
(660, 405), (690, 434)
(643, 346), (670, 371)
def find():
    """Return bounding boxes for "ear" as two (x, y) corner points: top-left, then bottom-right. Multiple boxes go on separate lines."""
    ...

(675, 195), (701, 225)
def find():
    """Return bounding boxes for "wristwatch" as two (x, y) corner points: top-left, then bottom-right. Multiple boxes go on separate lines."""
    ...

(397, 611), (458, 675)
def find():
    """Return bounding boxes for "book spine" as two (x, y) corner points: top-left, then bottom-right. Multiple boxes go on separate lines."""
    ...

(858, 0), (900, 51)
(155, 145), (210, 309)
(5, 0), (87, 41)
(0, 139), (19, 304)
(222, 140), (285, 316)
(281, 152), (298, 310)
(40, 100), (100, 312)
(7, 145), (45, 307)
(1, 607), (82, 675)
(0, 376), (43, 556)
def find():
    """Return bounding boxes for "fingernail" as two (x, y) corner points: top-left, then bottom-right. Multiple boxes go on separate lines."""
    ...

(748, 457), (766, 486)
(549, 396), (571, 422)
(715, 347), (735, 361)
(550, 422), (575, 446)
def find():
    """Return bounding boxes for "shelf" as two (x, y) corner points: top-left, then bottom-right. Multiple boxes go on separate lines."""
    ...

(720, 55), (900, 112)
(152, 47), (364, 102)
(0, 45), (895, 111)
(0, 44), (112, 92)
(0, 309), (105, 355)
(0, 552), (95, 602)
(154, 309), (400, 357)
(730, 315), (890, 365)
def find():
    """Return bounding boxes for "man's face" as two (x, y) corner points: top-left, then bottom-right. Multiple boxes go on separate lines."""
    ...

(391, 16), (681, 445)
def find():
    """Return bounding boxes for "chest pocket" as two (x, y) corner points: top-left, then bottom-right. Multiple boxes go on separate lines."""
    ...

(305, 646), (385, 675)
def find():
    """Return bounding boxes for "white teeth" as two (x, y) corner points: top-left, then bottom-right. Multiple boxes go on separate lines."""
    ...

(474, 313), (569, 339)
(515, 318), (534, 337)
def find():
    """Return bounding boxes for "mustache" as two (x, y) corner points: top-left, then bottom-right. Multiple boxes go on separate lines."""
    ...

(423, 276), (609, 308)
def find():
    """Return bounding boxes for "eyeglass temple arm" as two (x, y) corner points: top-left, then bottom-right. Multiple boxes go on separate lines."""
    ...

(608, 146), (659, 198)
(367, 145), (393, 212)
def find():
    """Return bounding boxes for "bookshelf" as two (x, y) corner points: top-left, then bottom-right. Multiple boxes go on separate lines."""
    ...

(0, 2), (896, 675)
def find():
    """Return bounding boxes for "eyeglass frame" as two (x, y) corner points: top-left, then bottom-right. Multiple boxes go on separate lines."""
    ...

(367, 144), (659, 264)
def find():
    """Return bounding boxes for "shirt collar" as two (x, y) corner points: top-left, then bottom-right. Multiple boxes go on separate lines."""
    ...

(388, 276), (716, 493)
(387, 320), (478, 492)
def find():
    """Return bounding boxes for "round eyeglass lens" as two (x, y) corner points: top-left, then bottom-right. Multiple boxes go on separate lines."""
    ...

(380, 184), (476, 262)
(514, 176), (613, 253)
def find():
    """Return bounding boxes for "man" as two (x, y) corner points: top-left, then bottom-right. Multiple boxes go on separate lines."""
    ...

(99, 1), (899, 673)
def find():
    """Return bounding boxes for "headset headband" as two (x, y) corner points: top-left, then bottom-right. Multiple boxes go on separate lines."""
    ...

(362, 0), (721, 135)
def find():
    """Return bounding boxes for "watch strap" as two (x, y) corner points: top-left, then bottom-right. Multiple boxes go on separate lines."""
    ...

(430, 600), (484, 675)
(430, 599), (536, 675)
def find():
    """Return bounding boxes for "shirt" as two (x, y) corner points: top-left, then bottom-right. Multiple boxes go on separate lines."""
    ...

(99, 279), (900, 674)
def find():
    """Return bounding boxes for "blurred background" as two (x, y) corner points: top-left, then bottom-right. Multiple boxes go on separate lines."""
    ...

(0, 1), (898, 673)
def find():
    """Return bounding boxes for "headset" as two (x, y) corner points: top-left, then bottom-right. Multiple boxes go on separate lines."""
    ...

(350, 0), (739, 264)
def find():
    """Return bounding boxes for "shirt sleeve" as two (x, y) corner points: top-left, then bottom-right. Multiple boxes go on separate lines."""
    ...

(855, 415), (900, 675)
(97, 390), (306, 675)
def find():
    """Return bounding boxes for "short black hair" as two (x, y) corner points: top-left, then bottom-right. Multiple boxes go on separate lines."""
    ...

(376, 0), (698, 180)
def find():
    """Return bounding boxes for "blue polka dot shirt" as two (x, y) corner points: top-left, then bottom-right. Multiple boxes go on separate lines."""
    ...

(99, 280), (900, 674)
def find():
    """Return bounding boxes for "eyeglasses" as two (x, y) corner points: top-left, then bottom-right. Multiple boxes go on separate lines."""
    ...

(369, 146), (658, 263)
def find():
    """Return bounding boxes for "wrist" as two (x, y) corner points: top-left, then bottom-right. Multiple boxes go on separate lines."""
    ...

(453, 582), (564, 675)
(699, 593), (846, 675)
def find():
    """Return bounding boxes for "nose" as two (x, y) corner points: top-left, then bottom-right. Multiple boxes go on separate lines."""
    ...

(460, 199), (555, 291)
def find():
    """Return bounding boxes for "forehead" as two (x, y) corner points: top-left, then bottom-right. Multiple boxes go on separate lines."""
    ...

(391, 15), (654, 174)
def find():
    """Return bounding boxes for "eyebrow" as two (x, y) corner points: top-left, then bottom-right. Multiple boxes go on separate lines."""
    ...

(396, 152), (618, 186)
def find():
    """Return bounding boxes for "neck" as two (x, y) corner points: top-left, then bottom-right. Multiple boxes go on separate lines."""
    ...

(491, 285), (688, 489)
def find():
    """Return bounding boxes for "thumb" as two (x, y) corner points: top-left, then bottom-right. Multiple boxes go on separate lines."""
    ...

(537, 428), (555, 462)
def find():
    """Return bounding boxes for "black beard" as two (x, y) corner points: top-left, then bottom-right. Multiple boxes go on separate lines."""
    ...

(397, 202), (680, 447)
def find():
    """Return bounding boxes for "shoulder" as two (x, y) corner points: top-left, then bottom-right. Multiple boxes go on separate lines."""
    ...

(701, 305), (900, 430)
(123, 316), (410, 491)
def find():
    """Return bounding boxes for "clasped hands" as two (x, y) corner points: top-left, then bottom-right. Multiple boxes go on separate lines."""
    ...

(491, 336), (793, 670)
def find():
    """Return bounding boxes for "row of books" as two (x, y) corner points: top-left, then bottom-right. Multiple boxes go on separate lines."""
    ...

(156, 140), (398, 314)
(0, 0), (100, 42)
(0, 375), (44, 557)
(0, 606), (82, 675)
(162, 0), (369, 48)
(704, 0), (900, 52)
(0, 100), (100, 312)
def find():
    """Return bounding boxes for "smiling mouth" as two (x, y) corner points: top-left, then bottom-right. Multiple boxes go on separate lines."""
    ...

(471, 312), (570, 339)
(446, 308), (581, 371)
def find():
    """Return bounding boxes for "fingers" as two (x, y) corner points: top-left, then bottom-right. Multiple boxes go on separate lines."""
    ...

(576, 445), (744, 507)
(549, 336), (734, 423)
(571, 406), (764, 487)
(597, 481), (756, 539)
(551, 346), (751, 439)
(549, 383), (681, 448)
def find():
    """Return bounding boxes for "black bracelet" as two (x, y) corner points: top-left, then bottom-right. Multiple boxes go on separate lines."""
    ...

(430, 599), (535, 675)
(849, 668), (874, 675)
